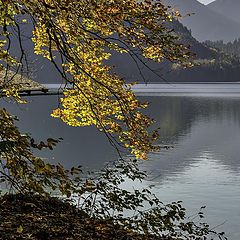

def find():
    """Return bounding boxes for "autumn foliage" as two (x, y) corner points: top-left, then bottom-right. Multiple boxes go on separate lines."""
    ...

(0, 0), (191, 159)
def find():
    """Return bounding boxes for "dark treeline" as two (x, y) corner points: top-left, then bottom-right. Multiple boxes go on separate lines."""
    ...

(162, 21), (240, 82)
(205, 39), (240, 58)
(112, 19), (240, 83)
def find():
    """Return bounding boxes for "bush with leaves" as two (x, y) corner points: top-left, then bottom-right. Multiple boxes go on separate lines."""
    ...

(0, 110), (227, 239)
(0, 108), (81, 196)
(72, 158), (227, 240)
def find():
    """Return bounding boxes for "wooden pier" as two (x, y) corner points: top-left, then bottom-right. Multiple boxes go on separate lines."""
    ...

(2, 74), (240, 97)
(0, 71), (65, 96)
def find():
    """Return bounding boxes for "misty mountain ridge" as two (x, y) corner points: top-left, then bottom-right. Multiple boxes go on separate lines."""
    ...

(163, 0), (240, 42)
(208, 0), (240, 24)
(7, 6), (240, 84)
(111, 19), (240, 83)
(161, 19), (240, 82)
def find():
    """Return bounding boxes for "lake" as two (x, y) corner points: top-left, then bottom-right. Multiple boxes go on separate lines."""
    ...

(1, 85), (240, 239)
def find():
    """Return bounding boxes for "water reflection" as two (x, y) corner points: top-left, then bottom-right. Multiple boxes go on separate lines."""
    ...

(1, 94), (240, 239)
(1, 95), (240, 172)
(143, 96), (240, 141)
(0, 96), (116, 170)
(138, 96), (240, 240)
(141, 96), (240, 170)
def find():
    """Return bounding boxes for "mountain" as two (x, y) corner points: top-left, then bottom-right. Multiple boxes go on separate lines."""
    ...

(111, 19), (240, 82)
(205, 39), (240, 58)
(164, 19), (240, 82)
(168, 20), (217, 59)
(8, 15), (240, 84)
(8, 22), (61, 84)
(208, 0), (240, 24)
(163, 0), (240, 42)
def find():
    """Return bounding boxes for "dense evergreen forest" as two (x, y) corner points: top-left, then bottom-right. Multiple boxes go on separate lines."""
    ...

(205, 39), (240, 58)
(162, 21), (240, 82)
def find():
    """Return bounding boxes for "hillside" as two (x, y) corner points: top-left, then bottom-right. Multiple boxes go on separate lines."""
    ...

(163, 0), (240, 42)
(164, 19), (240, 82)
(8, 13), (240, 84)
(110, 19), (240, 82)
(205, 39), (240, 58)
(168, 19), (217, 59)
(208, 0), (240, 24)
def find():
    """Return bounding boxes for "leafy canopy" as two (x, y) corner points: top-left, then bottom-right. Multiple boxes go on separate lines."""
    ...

(0, 3), (228, 238)
(0, 0), (191, 159)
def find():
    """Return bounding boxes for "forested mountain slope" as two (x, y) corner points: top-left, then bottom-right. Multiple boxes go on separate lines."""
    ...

(111, 19), (240, 82)
(165, 20), (240, 82)
(164, 0), (240, 42)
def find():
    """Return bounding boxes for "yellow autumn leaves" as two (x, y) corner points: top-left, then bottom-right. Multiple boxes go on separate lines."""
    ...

(0, 0), (191, 159)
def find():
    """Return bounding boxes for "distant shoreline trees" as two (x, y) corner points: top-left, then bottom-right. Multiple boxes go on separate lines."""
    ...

(205, 39), (240, 58)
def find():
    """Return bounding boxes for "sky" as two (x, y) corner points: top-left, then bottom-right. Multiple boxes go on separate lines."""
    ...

(197, 0), (215, 4)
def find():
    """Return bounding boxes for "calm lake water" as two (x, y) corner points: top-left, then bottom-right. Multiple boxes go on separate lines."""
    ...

(1, 88), (240, 239)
